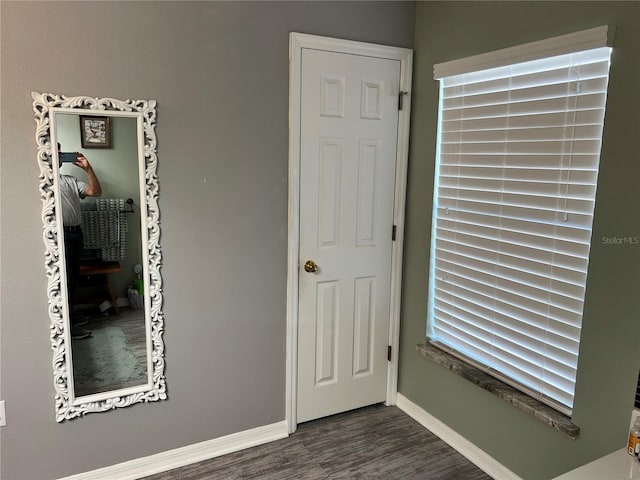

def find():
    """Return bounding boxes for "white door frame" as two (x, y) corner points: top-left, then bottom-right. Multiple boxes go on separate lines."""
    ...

(286, 32), (412, 434)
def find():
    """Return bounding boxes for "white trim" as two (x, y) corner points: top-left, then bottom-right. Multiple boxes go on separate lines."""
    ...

(434, 25), (613, 79)
(396, 394), (524, 480)
(58, 421), (288, 480)
(286, 33), (412, 433)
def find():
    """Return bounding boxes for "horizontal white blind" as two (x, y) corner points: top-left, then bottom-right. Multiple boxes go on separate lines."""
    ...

(428, 46), (612, 414)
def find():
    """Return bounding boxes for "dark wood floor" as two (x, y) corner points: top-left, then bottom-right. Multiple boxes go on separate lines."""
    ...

(143, 404), (493, 480)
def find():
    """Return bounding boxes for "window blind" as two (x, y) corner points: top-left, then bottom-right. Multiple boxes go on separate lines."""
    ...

(427, 41), (612, 414)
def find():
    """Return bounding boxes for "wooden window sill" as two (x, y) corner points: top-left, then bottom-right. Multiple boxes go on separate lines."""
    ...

(416, 343), (580, 439)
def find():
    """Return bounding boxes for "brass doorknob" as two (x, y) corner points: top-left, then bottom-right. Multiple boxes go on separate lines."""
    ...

(304, 260), (319, 273)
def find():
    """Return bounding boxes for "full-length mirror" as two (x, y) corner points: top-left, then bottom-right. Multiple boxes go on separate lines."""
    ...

(33, 93), (166, 421)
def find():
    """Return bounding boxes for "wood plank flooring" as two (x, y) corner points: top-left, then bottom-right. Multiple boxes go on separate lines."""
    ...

(143, 404), (493, 480)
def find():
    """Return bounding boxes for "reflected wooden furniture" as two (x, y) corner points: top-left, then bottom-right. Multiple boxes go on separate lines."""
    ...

(79, 261), (121, 314)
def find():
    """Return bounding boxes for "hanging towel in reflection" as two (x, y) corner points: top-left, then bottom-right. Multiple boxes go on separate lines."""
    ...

(81, 198), (128, 261)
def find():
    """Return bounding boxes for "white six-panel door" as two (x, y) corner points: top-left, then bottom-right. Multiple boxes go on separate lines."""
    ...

(296, 48), (402, 423)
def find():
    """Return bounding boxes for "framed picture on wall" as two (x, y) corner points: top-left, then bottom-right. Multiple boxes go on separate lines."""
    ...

(79, 115), (112, 148)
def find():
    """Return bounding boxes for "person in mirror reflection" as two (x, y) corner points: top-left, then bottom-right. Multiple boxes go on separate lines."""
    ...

(58, 143), (102, 340)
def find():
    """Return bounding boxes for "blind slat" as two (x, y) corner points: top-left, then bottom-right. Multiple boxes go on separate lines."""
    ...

(443, 66), (610, 101)
(442, 109), (606, 132)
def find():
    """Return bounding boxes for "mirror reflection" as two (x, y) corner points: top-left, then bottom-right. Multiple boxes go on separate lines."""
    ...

(55, 113), (149, 397)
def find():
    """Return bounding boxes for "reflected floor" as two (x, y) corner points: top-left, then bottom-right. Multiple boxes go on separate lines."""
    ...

(70, 307), (148, 397)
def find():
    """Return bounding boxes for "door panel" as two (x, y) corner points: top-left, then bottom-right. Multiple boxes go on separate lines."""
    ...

(297, 48), (400, 423)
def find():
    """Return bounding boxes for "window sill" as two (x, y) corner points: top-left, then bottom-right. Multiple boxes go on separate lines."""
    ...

(416, 343), (580, 439)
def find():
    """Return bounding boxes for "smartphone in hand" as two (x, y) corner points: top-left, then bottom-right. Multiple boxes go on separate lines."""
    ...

(59, 152), (77, 163)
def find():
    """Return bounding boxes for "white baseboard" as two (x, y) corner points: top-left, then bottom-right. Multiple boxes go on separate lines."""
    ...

(59, 420), (289, 480)
(396, 393), (523, 480)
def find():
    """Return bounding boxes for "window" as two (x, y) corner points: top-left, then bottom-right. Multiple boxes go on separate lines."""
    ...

(427, 27), (613, 415)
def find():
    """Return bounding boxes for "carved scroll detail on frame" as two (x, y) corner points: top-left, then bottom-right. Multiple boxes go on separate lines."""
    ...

(32, 92), (166, 422)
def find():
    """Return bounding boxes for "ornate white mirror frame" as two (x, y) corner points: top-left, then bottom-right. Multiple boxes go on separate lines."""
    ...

(32, 92), (166, 421)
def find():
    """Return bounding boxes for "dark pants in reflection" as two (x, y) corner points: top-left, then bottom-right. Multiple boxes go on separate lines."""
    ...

(64, 228), (84, 318)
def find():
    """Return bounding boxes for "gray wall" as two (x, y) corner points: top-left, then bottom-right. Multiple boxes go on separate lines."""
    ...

(0, 2), (414, 479)
(400, 2), (640, 479)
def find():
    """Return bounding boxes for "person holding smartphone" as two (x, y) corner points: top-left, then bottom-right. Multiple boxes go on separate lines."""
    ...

(58, 143), (102, 339)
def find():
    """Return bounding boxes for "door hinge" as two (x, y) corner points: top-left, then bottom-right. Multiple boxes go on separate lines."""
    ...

(392, 224), (397, 241)
(387, 345), (392, 362)
(398, 91), (408, 110)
